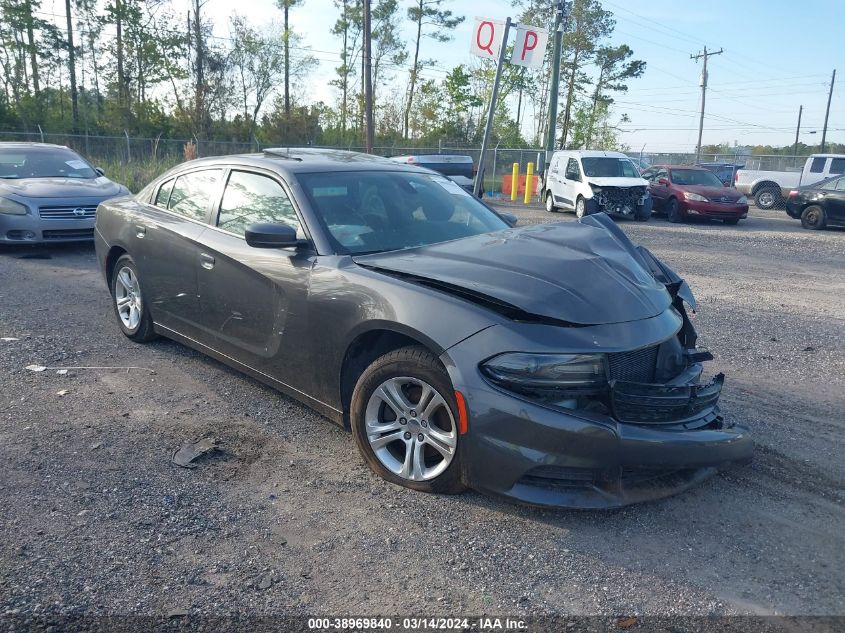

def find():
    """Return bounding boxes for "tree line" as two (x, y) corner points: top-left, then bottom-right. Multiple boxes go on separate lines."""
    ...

(0, 0), (650, 150)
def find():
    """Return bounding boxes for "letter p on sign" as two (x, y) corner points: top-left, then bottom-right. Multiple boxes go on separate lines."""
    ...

(510, 25), (548, 69)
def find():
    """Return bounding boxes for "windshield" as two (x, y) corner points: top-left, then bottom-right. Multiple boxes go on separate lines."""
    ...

(298, 170), (509, 254)
(0, 146), (97, 179)
(581, 157), (640, 178)
(671, 169), (724, 187)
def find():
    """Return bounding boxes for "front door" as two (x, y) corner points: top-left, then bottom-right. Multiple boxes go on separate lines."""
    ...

(562, 158), (583, 209)
(194, 169), (315, 387)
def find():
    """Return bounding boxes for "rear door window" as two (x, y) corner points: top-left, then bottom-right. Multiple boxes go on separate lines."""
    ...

(154, 179), (174, 208)
(217, 171), (301, 237)
(809, 157), (826, 173)
(168, 169), (223, 222)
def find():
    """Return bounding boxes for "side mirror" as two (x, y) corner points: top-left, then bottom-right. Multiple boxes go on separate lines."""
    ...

(658, 178), (670, 185)
(499, 212), (518, 227)
(244, 222), (299, 248)
(95, 167), (106, 177)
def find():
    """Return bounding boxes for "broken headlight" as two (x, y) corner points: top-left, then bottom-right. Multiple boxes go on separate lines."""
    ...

(481, 353), (607, 402)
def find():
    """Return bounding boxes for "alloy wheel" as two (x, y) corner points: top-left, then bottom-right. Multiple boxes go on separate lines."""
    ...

(364, 376), (457, 482)
(115, 266), (142, 331)
(576, 197), (586, 218)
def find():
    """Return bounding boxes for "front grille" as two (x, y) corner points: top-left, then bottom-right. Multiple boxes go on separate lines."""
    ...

(607, 345), (659, 383)
(39, 205), (97, 220)
(42, 228), (95, 240)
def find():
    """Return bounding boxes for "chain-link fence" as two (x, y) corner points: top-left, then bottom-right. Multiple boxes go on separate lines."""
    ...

(0, 130), (811, 199)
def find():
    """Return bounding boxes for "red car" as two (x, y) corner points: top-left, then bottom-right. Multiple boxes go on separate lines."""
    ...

(641, 165), (749, 224)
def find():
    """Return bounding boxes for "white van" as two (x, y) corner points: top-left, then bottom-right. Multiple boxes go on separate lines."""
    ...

(544, 150), (652, 220)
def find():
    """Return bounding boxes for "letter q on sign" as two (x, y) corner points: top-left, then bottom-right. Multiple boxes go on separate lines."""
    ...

(470, 17), (505, 59)
(510, 25), (549, 69)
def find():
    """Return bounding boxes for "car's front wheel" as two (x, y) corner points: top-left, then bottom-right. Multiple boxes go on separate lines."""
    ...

(111, 255), (157, 342)
(575, 196), (587, 218)
(801, 205), (827, 230)
(350, 346), (465, 494)
(666, 198), (683, 223)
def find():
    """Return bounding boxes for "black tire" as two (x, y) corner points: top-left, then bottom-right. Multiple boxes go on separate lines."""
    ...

(544, 190), (557, 213)
(754, 187), (780, 210)
(666, 198), (683, 223)
(634, 202), (652, 221)
(723, 218), (740, 225)
(800, 205), (827, 230)
(575, 196), (587, 218)
(350, 346), (465, 494)
(110, 254), (157, 342)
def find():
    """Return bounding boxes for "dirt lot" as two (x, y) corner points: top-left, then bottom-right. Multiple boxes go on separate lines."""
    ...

(1, 206), (843, 624)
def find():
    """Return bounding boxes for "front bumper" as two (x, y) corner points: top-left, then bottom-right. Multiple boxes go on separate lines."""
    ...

(681, 199), (748, 219)
(443, 319), (753, 509)
(586, 195), (652, 218)
(0, 214), (95, 243)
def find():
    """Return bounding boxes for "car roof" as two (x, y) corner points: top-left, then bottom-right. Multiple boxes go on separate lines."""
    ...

(553, 150), (630, 159)
(160, 148), (433, 178)
(651, 164), (710, 171)
(0, 142), (73, 150)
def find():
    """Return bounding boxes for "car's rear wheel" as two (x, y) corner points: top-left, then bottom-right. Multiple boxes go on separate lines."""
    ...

(800, 205), (827, 230)
(666, 198), (683, 223)
(350, 346), (465, 494)
(754, 187), (779, 210)
(545, 190), (557, 213)
(575, 196), (586, 218)
(111, 255), (156, 342)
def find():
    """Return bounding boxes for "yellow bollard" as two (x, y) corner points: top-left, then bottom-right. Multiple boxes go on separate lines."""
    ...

(511, 162), (519, 201)
(524, 162), (534, 204)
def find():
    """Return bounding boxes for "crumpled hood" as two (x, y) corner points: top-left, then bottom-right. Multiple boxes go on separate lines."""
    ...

(0, 177), (123, 199)
(586, 177), (647, 188)
(353, 219), (673, 325)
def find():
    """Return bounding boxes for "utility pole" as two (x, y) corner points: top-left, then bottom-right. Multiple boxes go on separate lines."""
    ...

(544, 1), (568, 169)
(64, 0), (79, 133)
(362, 0), (374, 153)
(820, 68), (836, 153)
(691, 45), (723, 163)
(793, 104), (802, 159)
(473, 18), (512, 198)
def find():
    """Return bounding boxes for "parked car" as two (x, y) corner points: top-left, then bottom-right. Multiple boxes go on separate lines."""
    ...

(543, 150), (652, 220)
(734, 154), (845, 209)
(0, 142), (129, 244)
(642, 165), (749, 224)
(696, 162), (745, 187)
(785, 174), (845, 230)
(94, 148), (751, 509)
(389, 154), (475, 194)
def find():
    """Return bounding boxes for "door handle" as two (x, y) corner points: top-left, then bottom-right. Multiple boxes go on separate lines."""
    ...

(135, 224), (146, 238)
(200, 253), (215, 270)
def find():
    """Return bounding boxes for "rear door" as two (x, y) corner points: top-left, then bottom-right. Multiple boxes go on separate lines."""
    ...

(134, 168), (223, 336)
(194, 168), (315, 385)
(823, 177), (845, 223)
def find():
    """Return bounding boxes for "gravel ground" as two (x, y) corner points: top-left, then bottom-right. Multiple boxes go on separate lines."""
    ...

(0, 205), (843, 625)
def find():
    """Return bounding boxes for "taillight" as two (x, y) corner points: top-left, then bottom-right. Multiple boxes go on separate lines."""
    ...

(788, 190), (798, 197)
(734, 172), (739, 183)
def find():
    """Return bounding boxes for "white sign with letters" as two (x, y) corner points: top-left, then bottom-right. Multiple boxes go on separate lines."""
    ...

(510, 24), (549, 69)
(470, 17), (505, 59)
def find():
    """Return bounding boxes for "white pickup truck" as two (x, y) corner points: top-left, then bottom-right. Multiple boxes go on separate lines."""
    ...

(734, 154), (845, 209)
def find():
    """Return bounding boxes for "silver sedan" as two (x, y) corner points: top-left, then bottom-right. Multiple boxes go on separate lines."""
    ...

(0, 143), (129, 244)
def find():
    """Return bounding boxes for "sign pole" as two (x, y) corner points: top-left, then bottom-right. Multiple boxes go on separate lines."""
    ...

(473, 17), (512, 198)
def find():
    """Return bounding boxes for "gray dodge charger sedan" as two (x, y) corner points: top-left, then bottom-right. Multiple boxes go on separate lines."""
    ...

(94, 148), (752, 508)
(0, 143), (129, 243)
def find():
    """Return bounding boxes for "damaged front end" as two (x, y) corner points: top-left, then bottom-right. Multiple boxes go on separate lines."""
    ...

(589, 182), (652, 219)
